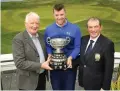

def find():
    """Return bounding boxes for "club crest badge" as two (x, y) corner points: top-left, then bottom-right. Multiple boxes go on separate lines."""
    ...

(95, 53), (100, 61)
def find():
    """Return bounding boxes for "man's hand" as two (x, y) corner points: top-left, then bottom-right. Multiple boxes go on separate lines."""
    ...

(41, 57), (53, 70)
(47, 54), (52, 61)
(67, 56), (72, 68)
(100, 88), (104, 91)
(47, 54), (52, 64)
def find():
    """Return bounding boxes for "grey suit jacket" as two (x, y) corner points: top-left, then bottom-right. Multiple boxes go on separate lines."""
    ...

(12, 30), (47, 90)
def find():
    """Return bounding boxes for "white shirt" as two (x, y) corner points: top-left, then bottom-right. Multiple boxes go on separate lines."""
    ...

(85, 34), (100, 53)
(27, 31), (45, 73)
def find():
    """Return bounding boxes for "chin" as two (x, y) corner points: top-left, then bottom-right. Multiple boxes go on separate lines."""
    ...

(90, 34), (97, 38)
(92, 36), (98, 38)
(57, 21), (64, 24)
(31, 32), (37, 35)
(58, 22), (62, 25)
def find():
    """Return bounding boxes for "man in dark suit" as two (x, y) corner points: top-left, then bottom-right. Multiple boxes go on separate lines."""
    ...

(78, 17), (114, 90)
(12, 12), (52, 90)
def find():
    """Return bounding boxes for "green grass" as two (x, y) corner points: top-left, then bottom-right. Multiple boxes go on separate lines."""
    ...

(1, 0), (120, 53)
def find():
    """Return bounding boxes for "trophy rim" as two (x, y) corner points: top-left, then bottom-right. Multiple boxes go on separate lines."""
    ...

(47, 37), (70, 53)
(50, 38), (68, 46)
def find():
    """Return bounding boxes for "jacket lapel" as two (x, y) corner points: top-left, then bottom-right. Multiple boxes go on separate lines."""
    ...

(85, 34), (103, 64)
(23, 30), (38, 53)
(81, 36), (89, 64)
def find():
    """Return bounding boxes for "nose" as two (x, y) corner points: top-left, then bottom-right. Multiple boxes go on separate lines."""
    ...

(33, 23), (37, 27)
(91, 27), (96, 32)
(57, 15), (62, 19)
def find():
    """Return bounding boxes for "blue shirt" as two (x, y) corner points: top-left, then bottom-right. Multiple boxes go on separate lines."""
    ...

(44, 21), (81, 59)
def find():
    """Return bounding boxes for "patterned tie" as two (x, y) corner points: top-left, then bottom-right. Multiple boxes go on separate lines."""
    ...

(85, 40), (94, 54)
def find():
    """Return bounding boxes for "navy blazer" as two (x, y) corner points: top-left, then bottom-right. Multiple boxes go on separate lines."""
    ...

(78, 34), (114, 90)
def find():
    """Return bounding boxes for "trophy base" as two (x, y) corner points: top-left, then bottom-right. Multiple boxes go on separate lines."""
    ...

(49, 61), (67, 70)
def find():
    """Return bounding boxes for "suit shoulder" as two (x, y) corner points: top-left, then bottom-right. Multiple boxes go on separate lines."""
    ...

(80, 35), (89, 44)
(38, 32), (44, 38)
(13, 31), (24, 40)
(101, 35), (114, 44)
(81, 35), (89, 40)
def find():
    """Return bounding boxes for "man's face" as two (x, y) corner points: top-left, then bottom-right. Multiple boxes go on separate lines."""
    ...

(53, 9), (66, 26)
(25, 16), (39, 35)
(87, 20), (102, 39)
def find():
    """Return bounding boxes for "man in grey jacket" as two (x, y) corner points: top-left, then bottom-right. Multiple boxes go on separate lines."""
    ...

(12, 12), (52, 90)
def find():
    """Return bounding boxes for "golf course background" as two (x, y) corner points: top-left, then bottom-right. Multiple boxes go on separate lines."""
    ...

(1, 0), (120, 54)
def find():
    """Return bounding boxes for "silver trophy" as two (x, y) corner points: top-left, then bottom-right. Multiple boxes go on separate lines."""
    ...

(47, 37), (70, 70)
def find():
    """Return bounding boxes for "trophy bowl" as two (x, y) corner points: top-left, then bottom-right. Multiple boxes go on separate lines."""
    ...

(47, 37), (70, 70)
(47, 37), (70, 53)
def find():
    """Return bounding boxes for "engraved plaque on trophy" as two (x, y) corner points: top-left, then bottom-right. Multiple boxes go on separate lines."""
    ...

(47, 37), (70, 70)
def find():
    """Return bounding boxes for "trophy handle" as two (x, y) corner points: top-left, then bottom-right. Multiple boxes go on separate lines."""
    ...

(46, 37), (51, 44)
(66, 37), (70, 45)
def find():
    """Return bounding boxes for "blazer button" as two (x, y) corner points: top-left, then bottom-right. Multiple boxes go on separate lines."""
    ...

(84, 65), (86, 67)
(37, 55), (39, 57)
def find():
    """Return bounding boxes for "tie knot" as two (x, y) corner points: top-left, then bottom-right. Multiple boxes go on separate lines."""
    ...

(90, 40), (94, 44)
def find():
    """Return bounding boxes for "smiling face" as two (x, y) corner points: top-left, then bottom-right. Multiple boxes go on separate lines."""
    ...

(25, 14), (39, 35)
(53, 9), (66, 27)
(87, 19), (102, 39)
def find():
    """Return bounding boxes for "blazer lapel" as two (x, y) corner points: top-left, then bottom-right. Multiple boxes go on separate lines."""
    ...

(23, 30), (38, 53)
(85, 34), (103, 64)
(81, 36), (89, 64)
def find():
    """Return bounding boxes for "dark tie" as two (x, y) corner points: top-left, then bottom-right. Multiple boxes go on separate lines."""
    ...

(85, 40), (94, 54)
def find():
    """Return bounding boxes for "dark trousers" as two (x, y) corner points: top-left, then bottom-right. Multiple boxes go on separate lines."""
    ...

(35, 71), (46, 90)
(50, 68), (77, 90)
(19, 71), (46, 90)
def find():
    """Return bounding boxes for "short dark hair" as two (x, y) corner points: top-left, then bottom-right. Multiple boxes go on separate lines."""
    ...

(53, 3), (65, 12)
(87, 17), (101, 27)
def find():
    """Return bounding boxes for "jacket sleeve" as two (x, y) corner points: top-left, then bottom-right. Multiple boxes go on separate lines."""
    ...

(102, 42), (114, 90)
(69, 27), (81, 59)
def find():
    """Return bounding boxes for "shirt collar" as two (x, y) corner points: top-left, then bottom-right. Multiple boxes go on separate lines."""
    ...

(56, 19), (68, 27)
(26, 30), (39, 38)
(90, 34), (100, 43)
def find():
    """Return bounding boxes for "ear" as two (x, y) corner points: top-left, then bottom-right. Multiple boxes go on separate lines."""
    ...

(25, 22), (27, 27)
(53, 13), (56, 18)
(100, 25), (103, 31)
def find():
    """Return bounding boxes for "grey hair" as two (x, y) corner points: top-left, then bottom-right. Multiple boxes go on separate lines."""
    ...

(87, 17), (101, 27)
(25, 12), (40, 23)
